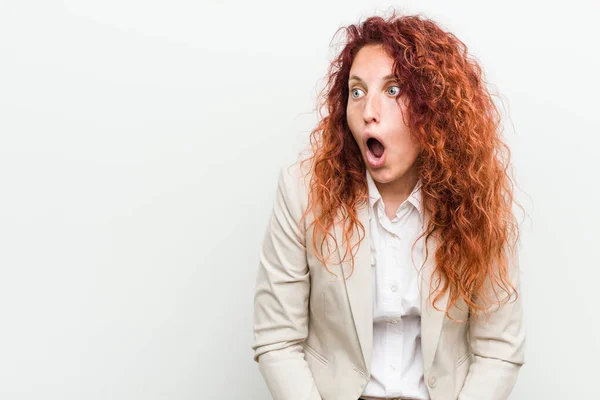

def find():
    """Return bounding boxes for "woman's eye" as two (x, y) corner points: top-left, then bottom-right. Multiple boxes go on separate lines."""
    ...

(350, 86), (399, 99)
(350, 88), (363, 98)
(387, 86), (400, 96)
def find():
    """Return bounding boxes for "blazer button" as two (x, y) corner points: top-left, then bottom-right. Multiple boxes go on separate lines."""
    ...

(428, 375), (437, 388)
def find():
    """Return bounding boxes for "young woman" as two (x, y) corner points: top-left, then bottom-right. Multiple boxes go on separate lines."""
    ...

(252, 12), (525, 400)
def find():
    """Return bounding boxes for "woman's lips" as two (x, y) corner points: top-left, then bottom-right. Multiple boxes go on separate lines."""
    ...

(364, 133), (386, 168)
(366, 144), (386, 168)
(367, 137), (385, 157)
(364, 132), (385, 148)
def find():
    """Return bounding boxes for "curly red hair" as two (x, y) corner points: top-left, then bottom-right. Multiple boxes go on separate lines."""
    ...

(295, 12), (524, 320)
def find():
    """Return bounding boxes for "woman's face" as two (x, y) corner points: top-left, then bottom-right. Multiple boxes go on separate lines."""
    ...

(346, 44), (422, 185)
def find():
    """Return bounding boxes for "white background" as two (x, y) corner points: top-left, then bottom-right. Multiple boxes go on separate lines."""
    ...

(1, 0), (598, 399)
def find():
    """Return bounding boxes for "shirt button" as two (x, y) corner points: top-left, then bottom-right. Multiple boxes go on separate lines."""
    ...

(428, 375), (437, 387)
(391, 285), (397, 292)
(390, 319), (397, 324)
(390, 363), (396, 370)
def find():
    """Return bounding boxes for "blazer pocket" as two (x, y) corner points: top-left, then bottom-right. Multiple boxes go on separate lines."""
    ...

(455, 351), (471, 367)
(301, 342), (329, 366)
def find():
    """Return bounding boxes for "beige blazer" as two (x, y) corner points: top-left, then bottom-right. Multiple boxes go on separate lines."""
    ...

(252, 161), (526, 400)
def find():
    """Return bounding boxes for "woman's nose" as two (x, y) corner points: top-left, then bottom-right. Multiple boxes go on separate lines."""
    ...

(363, 94), (380, 123)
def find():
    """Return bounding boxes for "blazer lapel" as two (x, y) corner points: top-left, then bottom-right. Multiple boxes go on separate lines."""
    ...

(333, 199), (449, 375)
(418, 230), (450, 375)
(334, 200), (372, 370)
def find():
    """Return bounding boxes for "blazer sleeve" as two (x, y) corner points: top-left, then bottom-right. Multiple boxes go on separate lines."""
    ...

(458, 254), (527, 400)
(251, 164), (323, 400)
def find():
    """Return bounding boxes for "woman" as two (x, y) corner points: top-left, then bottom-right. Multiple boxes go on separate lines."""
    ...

(252, 12), (525, 400)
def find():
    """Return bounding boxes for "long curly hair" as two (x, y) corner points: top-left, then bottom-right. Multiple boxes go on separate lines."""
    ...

(295, 11), (524, 320)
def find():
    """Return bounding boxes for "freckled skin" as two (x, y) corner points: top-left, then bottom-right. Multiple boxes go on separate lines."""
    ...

(346, 44), (422, 213)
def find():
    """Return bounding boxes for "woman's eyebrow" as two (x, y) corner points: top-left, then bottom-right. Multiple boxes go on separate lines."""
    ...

(348, 73), (396, 83)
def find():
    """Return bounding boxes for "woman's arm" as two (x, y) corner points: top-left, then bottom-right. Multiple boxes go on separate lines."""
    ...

(458, 256), (527, 400)
(252, 164), (322, 400)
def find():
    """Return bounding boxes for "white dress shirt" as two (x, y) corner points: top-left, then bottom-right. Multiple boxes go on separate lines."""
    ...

(360, 170), (430, 400)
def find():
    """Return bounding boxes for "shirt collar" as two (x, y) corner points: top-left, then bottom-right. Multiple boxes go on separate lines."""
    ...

(366, 169), (424, 218)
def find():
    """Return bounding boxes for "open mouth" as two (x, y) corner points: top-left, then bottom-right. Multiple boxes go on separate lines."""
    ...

(366, 137), (385, 158)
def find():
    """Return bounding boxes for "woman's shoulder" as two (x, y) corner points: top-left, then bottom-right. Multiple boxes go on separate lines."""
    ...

(276, 156), (313, 218)
(278, 155), (312, 193)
